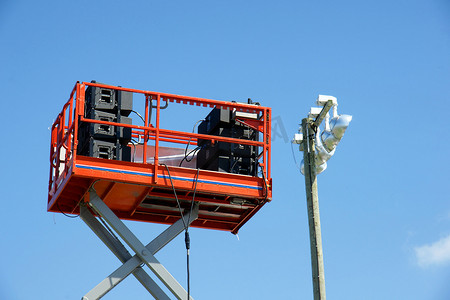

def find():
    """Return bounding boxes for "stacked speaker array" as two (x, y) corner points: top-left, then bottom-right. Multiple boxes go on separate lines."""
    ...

(77, 83), (133, 162)
(196, 108), (259, 176)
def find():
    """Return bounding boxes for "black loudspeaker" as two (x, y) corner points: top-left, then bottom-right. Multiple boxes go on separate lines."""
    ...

(85, 84), (133, 117)
(196, 108), (258, 176)
(77, 82), (133, 162)
(197, 108), (231, 135)
(79, 110), (132, 142)
(78, 138), (131, 161)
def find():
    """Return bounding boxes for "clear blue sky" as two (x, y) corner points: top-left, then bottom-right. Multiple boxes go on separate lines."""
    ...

(1, 0), (449, 299)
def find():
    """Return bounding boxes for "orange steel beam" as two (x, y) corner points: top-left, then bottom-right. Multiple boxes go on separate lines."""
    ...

(83, 82), (265, 113)
(130, 186), (153, 216)
(144, 94), (150, 170)
(154, 94), (160, 184)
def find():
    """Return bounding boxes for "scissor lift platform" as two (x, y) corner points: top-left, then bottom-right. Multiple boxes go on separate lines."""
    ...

(49, 155), (268, 233)
(48, 82), (272, 234)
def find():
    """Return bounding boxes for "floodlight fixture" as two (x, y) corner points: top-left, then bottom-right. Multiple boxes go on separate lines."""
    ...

(293, 95), (352, 174)
(292, 94), (352, 300)
(321, 114), (352, 152)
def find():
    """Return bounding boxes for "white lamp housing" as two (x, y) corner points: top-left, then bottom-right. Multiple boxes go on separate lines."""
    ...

(296, 94), (352, 175)
(321, 114), (352, 152)
(308, 107), (323, 119)
(292, 133), (303, 144)
(316, 95), (337, 107)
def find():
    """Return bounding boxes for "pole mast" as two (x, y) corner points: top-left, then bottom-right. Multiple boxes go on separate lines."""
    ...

(302, 118), (326, 300)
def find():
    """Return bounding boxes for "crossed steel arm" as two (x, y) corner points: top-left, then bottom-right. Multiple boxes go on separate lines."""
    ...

(80, 189), (199, 300)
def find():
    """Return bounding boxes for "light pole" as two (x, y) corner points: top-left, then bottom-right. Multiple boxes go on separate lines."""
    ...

(293, 96), (352, 300)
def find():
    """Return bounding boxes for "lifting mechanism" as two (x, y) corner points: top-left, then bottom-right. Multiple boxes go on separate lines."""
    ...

(48, 81), (272, 299)
(80, 189), (198, 300)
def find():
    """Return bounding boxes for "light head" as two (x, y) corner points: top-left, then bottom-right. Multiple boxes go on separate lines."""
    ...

(294, 94), (352, 175)
(321, 114), (352, 152)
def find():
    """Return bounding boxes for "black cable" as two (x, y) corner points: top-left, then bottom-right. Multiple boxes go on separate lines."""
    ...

(185, 147), (202, 163)
(162, 164), (200, 300)
(187, 242), (191, 300)
(185, 168), (199, 300)
(179, 146), (202, 167)
(182, 119), (205, 167)
(186, 168), (200, 226)
(147, 98), (169, 127)
(259, 163), (268, 205)
(130, 138), (145, 163)
(56, 202), (78, 218)
(184, 140), (190, 162)
(230, 157), (239, 173)
(161, 164), (187, 229)
(131, 110), (145, 123)
(130, 141), (137, 163)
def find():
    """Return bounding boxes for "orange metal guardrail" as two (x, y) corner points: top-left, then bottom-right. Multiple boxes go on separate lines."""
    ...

(48, 81), (272, 233)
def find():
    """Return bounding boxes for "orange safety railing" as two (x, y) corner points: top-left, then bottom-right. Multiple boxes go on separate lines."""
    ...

(48, 83), (78, 198)
(49, 81), (272, 208)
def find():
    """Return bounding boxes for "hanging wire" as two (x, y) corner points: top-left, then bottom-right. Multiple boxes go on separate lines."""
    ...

(56, 202), (78, 218)
(130, 139), (139, 163)
(259, 163), (268, 204)
(162, 164), (200, 300)
(186, 168), (200, 300)
(186, 168), (200, 226)
(186, 241), (191, 300)
(179, 146), (202, 167)
(290, 141), (302, 171)
(161, 164), (187, 229)
(131, 110), (145, 123)
(180, 119), (205, 167)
